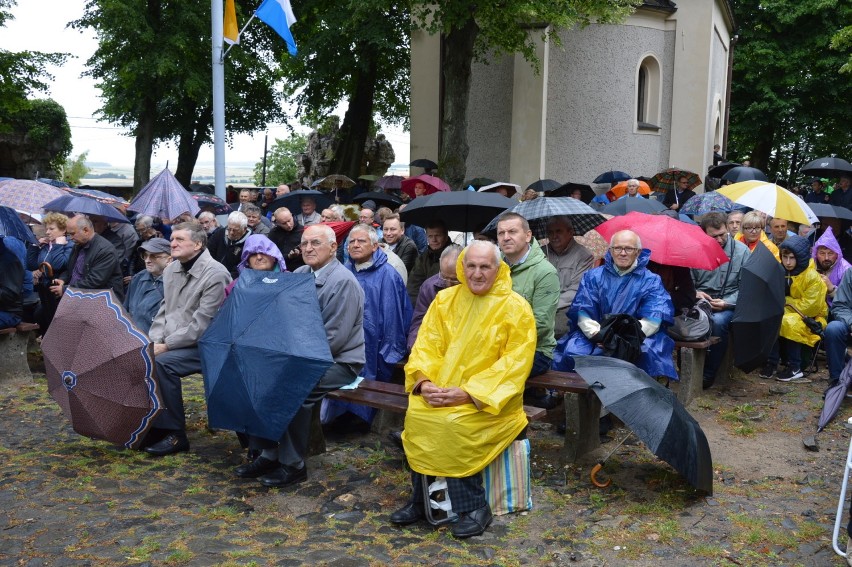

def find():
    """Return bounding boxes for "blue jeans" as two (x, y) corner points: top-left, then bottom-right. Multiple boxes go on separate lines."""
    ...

(529, 351), (554, 378)
(825, 320), (851, 380)
(703, 309), (734, 381)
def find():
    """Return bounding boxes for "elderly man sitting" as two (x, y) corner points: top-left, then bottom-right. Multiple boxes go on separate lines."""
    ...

(390, 240), (536, 538)
(124, 238), (172, 334)
(552, 230), (677, 381)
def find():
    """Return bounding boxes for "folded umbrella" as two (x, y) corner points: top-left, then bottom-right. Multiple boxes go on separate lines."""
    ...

(730, 244), (785, 371)
(594, 211), (729, 270)
(400, 190), (514, 233)
(800, 156), (852, 179)
(680, 191), (736, 215)
(0, 179), (68, 214)
(593, 171), (631, 184)
(43, 194), (130, 223)
(574, 356), (713, 494)
(200, 271), (333, 440)
(482, 196), (606, 240)
(717, 180), (818, 225)
(401, 174), (451, 199)
(818, 361), (852, 432)
(600, 197), (667, 216)
(721, 166), (768, 183)
(42, 288), (163, 449)
(128, 167), (200, 220)
(268, 189), (334, 219)
(188, 192), (231, 215)
(352, 191), (403, 209)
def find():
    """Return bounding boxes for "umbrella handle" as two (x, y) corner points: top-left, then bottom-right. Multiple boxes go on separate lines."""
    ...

(40, 262), (54, 280)
(590, 463), (612, 488)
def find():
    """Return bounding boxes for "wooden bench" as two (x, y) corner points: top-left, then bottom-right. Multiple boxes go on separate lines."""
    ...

(673, 337), (721, 406)
(0, 322), (39, 383)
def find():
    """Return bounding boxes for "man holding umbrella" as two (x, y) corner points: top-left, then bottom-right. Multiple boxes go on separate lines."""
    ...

(662, 176), (697, 211)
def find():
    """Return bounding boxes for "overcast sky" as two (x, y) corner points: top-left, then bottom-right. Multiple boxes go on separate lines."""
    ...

(0, 0), (410, 169)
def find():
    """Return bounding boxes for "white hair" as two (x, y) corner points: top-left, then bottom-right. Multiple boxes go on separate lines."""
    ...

(227, 211), (248, 229)
(465, 240), (501, 266)
(609, 230), (642, 249)
(350, 224), (379, 245)
(198, 211), (216, 222)
(304, 223), (336, 245)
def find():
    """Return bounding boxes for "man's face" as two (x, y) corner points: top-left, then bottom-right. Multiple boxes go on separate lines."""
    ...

(239, 191), (253, 204)
(348, 230), (378, 263)
(610, 231), (641, 270)
(426, 227), (449, 251)
(463, 246), (499, 296)
(817, 246), (839, 270)
(546, 221), (574, 253)
(704, 224), (729, 248)
(300, 226), (337, 269)
(274, 210), (295, 231)
(301, 197), (316, 215)
(143, 251), (171, 277)
(569, 189), (582, 200)
(248, 252), (276, 271)
(727, 213), (743, 235)
(358, 209), (374, 225)
(677, 177), (689, 192)
(841, 177), (852, 191)
(276, 184), (289, 197)
(781, 251), (798, 272)
(263, 189), (275, 203)
(170, 229), (202, 262)
(226, 222), (247, 241)
(414, 182), (427, 197)
(439, 256), (461, 286)
(91, 217), (107, 234)
(135, 223), (157, 241)
(812, 181), (823, 193)
(383, 219), (403, 244)
(199, 216), (217, 234)
(497, 218), (532, 259)
(245, 212), (262, 228)
(627, 182), (639, 196)
(769, 219), (788, 240)
(320, 209), (337, 222)
(67, 220), (93, 246)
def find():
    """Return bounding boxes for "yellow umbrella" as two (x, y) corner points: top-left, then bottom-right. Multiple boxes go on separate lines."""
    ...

(717, 181), (818, 225)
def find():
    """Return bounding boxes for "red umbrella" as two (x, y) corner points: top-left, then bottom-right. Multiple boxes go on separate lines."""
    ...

(401, 174), (451, 199)
(323, 220), (357, 246)
(594, 211), (729, 270)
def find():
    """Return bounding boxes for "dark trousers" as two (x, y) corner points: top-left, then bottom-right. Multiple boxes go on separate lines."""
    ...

(277, 362), (358, 468)
(768, 337), (802, 370)
(151, 347), (202, 431)
(529, 351), (553, 378)
(410, 471), (486, 514)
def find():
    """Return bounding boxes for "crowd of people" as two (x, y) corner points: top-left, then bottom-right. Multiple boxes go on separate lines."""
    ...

(3, 172), (852, 539)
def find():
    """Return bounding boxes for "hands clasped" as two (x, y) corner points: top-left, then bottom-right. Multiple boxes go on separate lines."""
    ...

(420, 381), (471, 407)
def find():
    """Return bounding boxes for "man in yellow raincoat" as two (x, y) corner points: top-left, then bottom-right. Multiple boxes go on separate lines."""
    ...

(389, 240), (536, 538)
(760, 234), (827, 381)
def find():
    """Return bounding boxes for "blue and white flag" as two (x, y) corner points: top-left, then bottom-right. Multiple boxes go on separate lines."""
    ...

(256, 0), (298, 56)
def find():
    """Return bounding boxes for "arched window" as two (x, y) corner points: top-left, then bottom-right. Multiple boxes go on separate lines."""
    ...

(636, 55), (661, 131)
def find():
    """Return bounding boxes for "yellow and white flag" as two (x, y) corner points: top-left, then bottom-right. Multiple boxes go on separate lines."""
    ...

(224, 0), (239, 45)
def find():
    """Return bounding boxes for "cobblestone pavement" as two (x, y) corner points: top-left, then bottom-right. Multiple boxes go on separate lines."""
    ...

(1, 369), (850, 566)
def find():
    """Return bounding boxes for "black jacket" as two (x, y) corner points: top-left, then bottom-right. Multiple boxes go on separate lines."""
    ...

(57, 233), (124, 300)
(267, 225), (305, 270)
(0, 240), (24, 317)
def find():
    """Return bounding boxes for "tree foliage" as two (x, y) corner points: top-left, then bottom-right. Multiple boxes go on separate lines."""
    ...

(728, 0), (852, 185)
(72, 0), (288, 190)
(253, 133), (308, 186)
(62, 151), (90, 186)
(831, 24), (852, 73)
(409, 0), (639, 187)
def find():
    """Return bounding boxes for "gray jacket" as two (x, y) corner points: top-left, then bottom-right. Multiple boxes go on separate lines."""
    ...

(691, 236), (749, 307)
(149, 249), (231, 350)
(543, 240), (595, 311)
(831, 269), (852, 329)
(295, 259), (365, 371)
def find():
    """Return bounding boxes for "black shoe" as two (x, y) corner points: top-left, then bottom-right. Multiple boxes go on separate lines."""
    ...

(234, 456), (280, 479)
(758, 363), (777, 379)
(389, 501), (425, 525)
(144, 432), (189, 456)
(702, 376), (715, 390)
(258, 464), (307, 487)
(451, 504), (493, 538)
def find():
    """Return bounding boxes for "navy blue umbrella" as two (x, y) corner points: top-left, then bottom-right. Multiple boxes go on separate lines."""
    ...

(593, 170), (631, 184)
(43, 195), (130, 223)
(0, 205), (37, 243)
(199, 271), (333, 440)
(268, 190), (334, 219)
(721, 166), (768, 183)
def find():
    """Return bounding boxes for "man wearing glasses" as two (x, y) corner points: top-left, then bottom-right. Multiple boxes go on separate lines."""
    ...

(552, 230), (677, 382)
(662, 176), (697, 211)
(124, 237), (172, 335)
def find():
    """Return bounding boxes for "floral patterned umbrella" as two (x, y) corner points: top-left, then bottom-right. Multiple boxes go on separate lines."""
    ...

(0, 179), (68, 213)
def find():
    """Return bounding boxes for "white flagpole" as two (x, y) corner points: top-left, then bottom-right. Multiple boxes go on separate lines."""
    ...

(211, 0), (226, 201)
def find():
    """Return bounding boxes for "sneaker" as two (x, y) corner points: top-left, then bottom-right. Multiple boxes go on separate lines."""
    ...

(775, 368), (804, 382)
(758, 363), (777, 379)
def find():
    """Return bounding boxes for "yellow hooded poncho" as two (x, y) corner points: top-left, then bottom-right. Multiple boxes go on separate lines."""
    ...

(781, 258), (827, 347)
(402, 248), (536, 477)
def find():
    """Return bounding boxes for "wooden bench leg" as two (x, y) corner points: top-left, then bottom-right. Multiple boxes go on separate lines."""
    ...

(714, 341), (734, 386)
(562, 392), (601, 463)
(0, 331), (33, 383)
(677, 347), (706, 407)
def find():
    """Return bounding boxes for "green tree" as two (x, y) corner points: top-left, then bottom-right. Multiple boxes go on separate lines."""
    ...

(62, 151), (90, 186)
(72, 0), (288, 192)
(728, 0), (852, 185)
(832, 24), (852, 73)
(253, 133), (308, 186)
(410, 0), (638, 187)
(280, 0), (409, 179)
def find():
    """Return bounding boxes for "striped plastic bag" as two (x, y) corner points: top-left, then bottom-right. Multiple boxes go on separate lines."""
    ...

(481, 439), (532, 516)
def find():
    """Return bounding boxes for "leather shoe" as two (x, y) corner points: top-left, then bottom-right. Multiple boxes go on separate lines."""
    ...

(144, 432), (189, 456)
(234, 456), (280, 479)
(258, 464), (307, 487)
(389, 501), (425, 525)
(451, 504), (493, 538)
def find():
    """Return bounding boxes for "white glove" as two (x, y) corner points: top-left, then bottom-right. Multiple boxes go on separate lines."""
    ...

(578, 316), (601, 339)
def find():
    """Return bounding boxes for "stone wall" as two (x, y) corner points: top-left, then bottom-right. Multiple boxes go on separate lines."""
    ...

(0, 132), (62, 179)
(297, 118), (396, 185)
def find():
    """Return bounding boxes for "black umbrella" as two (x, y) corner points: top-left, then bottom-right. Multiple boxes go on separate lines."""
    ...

(0, 205), (37, 244)
(410, 158), (438, 171)
(268, 190), (334, 219)
(808, 203), (852, 222)
(548, 182), (596, 204)
(188, 192), (231, 215)
(352, 191), (403, 210)
(526, 179), (562, 192)
(375, 175), (405, 191)
(800, 156), (852, 179)
(721, 166), (768, 183)
(730, 244), (785, 371)
(818, 361), (852, 432)
(600, 197), (667, 216)
(593, 170), (631, 184)
(574, 356), (713, 494)
(707, 162), (740, 178)
(400, 191), (514, 232)
(463, 177), (496, 189)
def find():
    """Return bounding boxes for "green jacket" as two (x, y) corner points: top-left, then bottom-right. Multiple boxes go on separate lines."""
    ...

(507, 239), (559, 358)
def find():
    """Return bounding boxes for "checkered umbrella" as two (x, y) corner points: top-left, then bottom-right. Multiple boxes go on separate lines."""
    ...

(482, 196), (606, 240)
(650, 168), (702, 193)
(0, 179), (68, 213)
(128, 167), (200, 220)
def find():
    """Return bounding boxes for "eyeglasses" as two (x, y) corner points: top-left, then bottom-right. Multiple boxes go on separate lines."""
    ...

(610, 246), (639, 254)
(299, 239), (328, 248)
(742, 226), (762, 232)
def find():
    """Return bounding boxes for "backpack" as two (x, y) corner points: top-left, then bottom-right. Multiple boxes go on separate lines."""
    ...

(668, 299), (713, 342)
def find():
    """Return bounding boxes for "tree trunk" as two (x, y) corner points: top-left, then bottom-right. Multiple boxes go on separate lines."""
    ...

(133, 99), (156, 194)
(751, 124), (774, 173)
(330, 43), (378, 179)
(439, 18), (479, 190)
(175, 106), (213, 189)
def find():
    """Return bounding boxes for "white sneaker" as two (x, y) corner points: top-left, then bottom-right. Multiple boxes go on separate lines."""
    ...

(775, 368), (804, 382)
